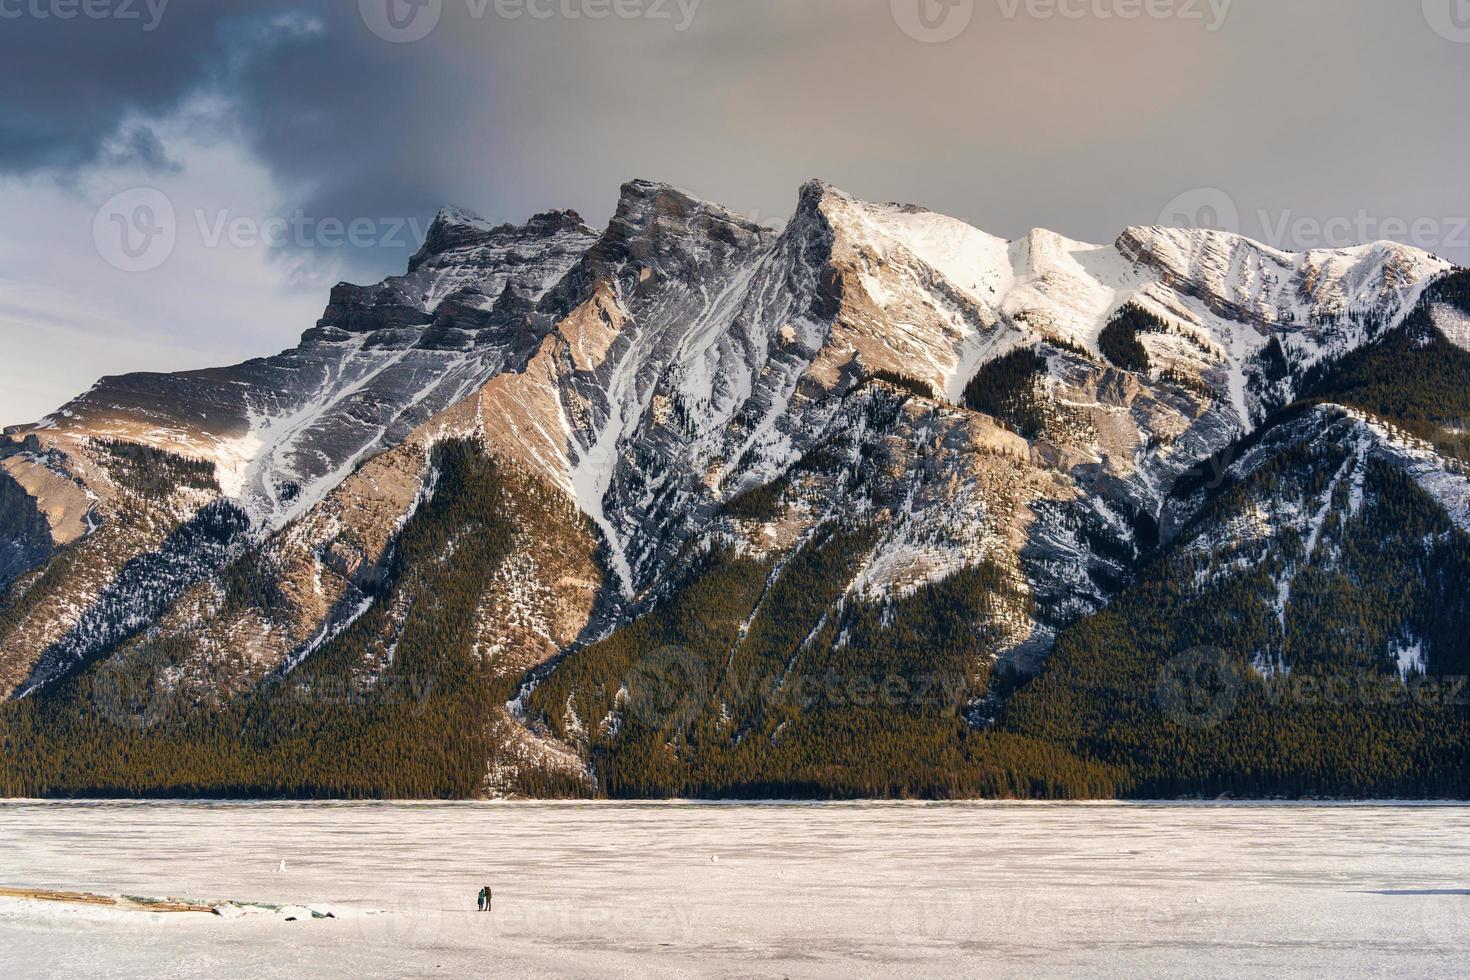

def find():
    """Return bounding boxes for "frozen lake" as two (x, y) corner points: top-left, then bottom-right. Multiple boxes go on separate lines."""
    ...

(1, 801), (1468, 978)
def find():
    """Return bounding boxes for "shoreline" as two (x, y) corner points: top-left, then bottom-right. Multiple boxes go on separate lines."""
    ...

(1, 797), (1468, 808)
(0, 887), (216, 914)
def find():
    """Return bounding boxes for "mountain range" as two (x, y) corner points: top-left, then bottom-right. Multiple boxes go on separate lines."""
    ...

(3, 178), (1468, 799)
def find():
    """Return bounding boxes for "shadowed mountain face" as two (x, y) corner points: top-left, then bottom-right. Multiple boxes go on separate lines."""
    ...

(2, 180), (1468, 800)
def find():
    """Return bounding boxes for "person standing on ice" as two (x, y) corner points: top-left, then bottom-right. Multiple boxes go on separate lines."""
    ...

(477, 885), (492, 912)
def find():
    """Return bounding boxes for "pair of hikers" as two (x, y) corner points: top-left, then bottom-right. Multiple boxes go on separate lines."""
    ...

(476, 884), (493, 912)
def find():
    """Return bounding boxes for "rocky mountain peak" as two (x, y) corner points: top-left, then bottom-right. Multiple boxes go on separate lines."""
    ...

(794, 177), (852, 208)
(1116, 224), (1449, 340)
(611, 179), (777, 249)
(410, 205), (595, 274)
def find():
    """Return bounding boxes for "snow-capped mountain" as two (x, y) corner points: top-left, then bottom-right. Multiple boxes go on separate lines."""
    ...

(2, 179), (1467, 799)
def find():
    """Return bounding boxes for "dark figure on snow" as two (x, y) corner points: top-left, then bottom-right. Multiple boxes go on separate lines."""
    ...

(477, 885), (492, 912)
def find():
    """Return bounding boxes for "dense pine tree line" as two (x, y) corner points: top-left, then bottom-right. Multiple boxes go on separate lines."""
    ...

(865, 369), (938, 401)
(963, 346), (1048, 438)
(91, 438), (220, 494)
(1098, 303), (1170, 373)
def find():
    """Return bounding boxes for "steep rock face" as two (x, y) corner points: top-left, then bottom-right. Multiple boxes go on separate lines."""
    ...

(0, 441), (247, 698)
(0, 452), (57, 593)
(1, 178), (1464, 797)
(17, 207), (600, 537)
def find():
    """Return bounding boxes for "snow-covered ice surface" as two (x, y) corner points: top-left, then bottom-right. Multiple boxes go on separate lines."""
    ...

(1, 802), (1468, 979)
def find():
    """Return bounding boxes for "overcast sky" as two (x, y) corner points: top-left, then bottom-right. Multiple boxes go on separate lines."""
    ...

(1, 0), (1468, 425)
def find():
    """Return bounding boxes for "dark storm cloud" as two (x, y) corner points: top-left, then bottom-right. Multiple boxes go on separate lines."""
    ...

(2, 0), (1470, 281)
(0, 1), (298, 170)
(98, 124), (181, 172)
(0, 1), (458, 278)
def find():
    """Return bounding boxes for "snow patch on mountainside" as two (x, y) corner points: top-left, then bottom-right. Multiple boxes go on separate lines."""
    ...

(1434, 303), (1470, 351)
(858, 203), (1017, 307)
(1390, 635), (1428, 680)
(1270, 433), (1369, 634)
(1351, 410), (1470, 534)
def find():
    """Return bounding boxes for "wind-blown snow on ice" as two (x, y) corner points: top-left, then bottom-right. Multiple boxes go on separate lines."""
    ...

(1, 801), (1468, 980)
